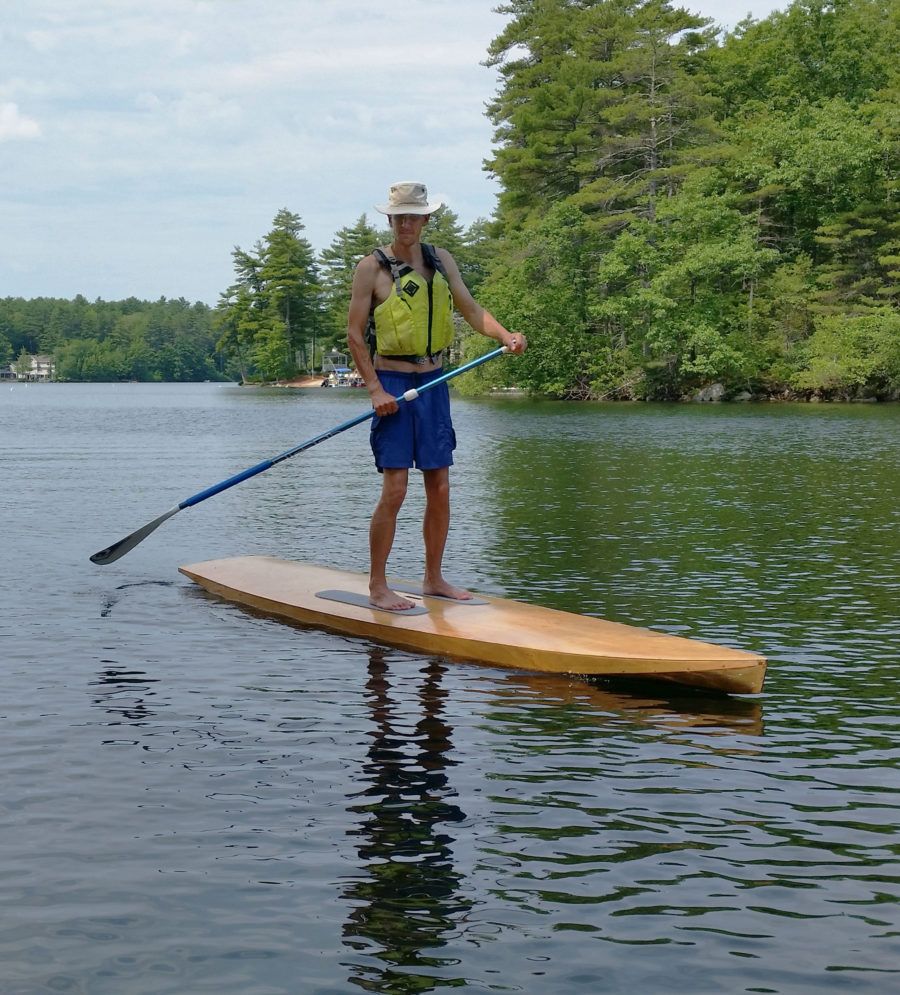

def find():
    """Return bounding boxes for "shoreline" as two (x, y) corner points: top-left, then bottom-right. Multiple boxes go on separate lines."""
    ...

(17, 378), (900, 402)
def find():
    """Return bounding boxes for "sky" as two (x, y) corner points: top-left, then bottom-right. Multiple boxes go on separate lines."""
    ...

(2, 0), (785, 305)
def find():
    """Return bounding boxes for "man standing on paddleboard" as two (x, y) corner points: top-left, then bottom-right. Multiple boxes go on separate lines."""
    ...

(347, 180), (526, 611)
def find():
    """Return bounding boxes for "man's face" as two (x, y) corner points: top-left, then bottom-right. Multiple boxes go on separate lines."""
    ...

(389, 213), (429, 243)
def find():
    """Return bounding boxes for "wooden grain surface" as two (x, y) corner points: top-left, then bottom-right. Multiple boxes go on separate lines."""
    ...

(179, 556), (766, 694)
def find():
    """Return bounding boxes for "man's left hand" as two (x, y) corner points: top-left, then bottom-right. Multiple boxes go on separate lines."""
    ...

(504, 332), (527, 354)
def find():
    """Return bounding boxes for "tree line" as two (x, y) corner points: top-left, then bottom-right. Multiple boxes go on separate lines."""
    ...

(0, 296), (224, 382)
(3, 0), (898, 398)
(467, 0), (900, 399)
(213, 207), (492, 383)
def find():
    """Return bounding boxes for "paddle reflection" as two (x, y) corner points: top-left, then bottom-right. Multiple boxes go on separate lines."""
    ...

(342, 648), (470, 992)
(89, 665), (160, 731)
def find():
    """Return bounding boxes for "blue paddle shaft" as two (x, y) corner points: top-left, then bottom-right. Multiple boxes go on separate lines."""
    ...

(91, 346), (508, 565)
(174, 346), (507, 510)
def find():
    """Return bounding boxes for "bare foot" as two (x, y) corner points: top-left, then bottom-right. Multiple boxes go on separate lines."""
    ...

(369, 584), (416, 612)
(422, 578), (474, 601)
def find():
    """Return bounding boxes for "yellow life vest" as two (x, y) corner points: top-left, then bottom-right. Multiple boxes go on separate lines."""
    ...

(371, 245), (455, 360)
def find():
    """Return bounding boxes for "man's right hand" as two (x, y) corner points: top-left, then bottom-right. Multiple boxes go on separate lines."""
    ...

(370, 386), (399, 417)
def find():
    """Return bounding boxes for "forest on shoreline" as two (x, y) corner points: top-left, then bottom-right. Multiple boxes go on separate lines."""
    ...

(2, 0), (898, 400)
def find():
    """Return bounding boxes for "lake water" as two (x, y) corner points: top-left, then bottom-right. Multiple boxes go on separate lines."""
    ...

(2, 381), (899, 994)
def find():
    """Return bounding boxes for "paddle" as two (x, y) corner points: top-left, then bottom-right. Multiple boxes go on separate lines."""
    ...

(90, 346), (508, 565)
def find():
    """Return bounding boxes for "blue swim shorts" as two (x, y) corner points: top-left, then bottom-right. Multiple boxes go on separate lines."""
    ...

(370, 368), (457, 472)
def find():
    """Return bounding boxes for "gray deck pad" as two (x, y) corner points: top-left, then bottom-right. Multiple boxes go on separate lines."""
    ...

(316, 589), (429, 616)
(387, 579), (489, 606)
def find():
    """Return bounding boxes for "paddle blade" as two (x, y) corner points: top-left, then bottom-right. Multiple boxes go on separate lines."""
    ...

(90, 506), (181, 565)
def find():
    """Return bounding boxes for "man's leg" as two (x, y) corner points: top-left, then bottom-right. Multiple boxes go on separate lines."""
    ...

(422, 467), (472, 601)
(369, 467), (415, 610)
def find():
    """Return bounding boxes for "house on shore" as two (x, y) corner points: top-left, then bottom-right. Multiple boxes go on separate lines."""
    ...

(12, 354), (56, 381)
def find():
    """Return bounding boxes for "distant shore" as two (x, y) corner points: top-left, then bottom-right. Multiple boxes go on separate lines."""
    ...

(238, 375), (327, 389)
(277, 375), (326, 389)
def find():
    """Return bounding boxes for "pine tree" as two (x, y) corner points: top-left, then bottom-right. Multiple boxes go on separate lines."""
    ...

(486, 0), (718, 231)
(318, 214), (382, 346)
(259, 209), (320, 374)
(814, 203), (900, 313)
(216, 210), (321, 380)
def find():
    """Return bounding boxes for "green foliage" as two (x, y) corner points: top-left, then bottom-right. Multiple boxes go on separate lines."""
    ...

(713, 0), (896, 113)
(424, 208), (491, 294)
(216, 209), (321, 382)
(318, 214), (383, 347)
(461, 204), (612, 398)
(814, 202), (900, 311)
(477, 0), (900, 399)
(0, 296), (224, 382)
(792, 311), (900, 394)
(6, 2), (898, 398)
(724, 98), (889, 257)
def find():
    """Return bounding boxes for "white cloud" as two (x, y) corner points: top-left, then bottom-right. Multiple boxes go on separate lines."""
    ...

(173, 30), (196, 57)
(171, 91), (243, 132)
(221, 36), (487, 90)
(1, 0), (789, 303)
(24, 29), (59, 53)
(0, 102), (41, 140)
(134, 91), (162, 112)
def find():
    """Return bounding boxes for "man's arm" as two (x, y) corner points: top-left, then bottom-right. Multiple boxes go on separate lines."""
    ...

(437, 248), (527, 354)
(346, 256), (400, 415)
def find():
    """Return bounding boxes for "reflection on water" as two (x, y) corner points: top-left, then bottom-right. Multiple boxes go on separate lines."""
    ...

(2, 385), (900, 992)
(510, 672), (764, 737)
(90, 664), (160, 730)
(471, 668), (900, 987)
(342, 650), (469, 992)
(100, 579), (176, 618)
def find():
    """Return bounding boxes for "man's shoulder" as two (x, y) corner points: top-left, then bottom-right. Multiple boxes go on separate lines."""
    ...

(356, 252), (384, 276)
(429, 245), (457, 275)
(359, 247), (400, 270)
(351, 253), (386, 298)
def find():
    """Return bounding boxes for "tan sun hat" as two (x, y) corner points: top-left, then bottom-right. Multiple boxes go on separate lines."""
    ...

(375, 180), (443, 216)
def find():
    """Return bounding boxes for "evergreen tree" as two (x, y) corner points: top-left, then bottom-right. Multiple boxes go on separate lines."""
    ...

(814, 202), (900, 312)
(486, 0), (718, 230)
(216, 210), (322, 380)
(318, 214), (382, 347)
(259, 209), (320, 373)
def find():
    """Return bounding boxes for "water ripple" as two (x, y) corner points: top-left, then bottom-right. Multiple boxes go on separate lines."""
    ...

(2, 386), (899, 992)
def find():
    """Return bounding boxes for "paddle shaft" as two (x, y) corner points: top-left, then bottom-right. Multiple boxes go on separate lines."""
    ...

(184, 346), (506, 506)
(90, 346), (507, 564)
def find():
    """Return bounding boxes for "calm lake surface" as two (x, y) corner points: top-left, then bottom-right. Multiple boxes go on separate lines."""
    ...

(2, 381), (899, 994)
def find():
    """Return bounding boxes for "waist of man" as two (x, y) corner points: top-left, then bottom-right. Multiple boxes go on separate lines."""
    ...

(374, 350), (444, 373)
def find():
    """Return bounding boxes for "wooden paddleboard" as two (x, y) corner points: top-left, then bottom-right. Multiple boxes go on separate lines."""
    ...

(179, 556), (766, 695)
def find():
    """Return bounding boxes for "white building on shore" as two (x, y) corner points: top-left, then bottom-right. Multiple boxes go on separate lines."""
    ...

(12, 354), (56, 381)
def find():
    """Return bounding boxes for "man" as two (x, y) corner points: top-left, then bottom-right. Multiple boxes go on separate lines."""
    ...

(347, 180), (526, 611)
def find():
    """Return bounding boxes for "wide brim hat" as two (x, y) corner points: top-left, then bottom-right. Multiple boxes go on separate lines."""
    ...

(375, 181), (443, 216)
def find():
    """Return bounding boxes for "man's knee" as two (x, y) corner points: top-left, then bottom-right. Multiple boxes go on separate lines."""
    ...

(423, 468), (450, 504)
(379, 471), (408, 512)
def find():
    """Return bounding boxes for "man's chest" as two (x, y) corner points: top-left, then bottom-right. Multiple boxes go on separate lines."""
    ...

(373, 262), (434, 307)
